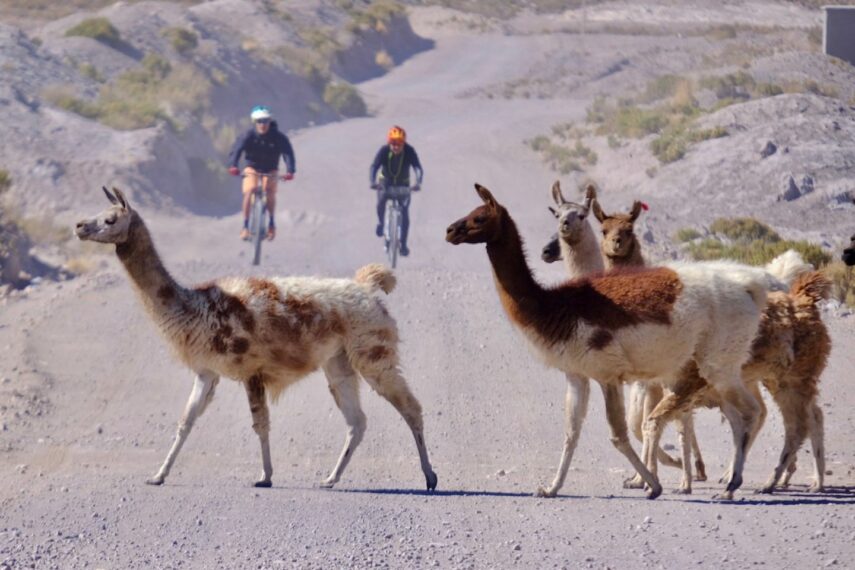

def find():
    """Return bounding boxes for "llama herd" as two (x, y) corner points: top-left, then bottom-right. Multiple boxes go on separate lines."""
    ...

(74, 183), (845, 501)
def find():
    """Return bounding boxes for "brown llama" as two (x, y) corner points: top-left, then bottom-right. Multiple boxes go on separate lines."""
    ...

(843, 234), (855, 266)
(447, 184), (780, 500)
(75, 187), (437, 491)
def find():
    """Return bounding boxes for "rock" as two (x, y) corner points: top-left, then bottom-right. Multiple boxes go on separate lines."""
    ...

(778, 175), (801, 202)
(800, 175), (815, 195)
(760, 141), (777, 158)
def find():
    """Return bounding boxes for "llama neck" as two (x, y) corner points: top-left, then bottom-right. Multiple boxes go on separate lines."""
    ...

(560, 224), (604, 279)
(115, 213), (191, 316)
(605, 240), (645, 270)
(486, 212), (549, 327)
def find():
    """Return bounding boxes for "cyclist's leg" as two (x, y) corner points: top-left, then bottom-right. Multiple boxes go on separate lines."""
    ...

(376, 189), (388, 236)
(264, 173), (278, 235)
(400, 194), (411, 248)
(241, 168), (257, 237)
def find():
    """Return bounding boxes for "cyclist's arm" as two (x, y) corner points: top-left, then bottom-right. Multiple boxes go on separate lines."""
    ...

(227, 131), (250, 168)
(369, 146), (385, 185)
(279, 133), (296, 174)
(409, 146), (424, 185)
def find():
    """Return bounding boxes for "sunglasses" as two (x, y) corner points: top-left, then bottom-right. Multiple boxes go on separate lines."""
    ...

(255, 119), (270, 125)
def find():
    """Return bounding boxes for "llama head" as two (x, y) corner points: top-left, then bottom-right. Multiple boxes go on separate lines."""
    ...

(445, 184), (505, 245)
(541, 232), (561, 263)
(75, 187), (134, 244)
(549, 181), (595, 246)
(592, 198), (644, 259)
(843, 234), (855, 266)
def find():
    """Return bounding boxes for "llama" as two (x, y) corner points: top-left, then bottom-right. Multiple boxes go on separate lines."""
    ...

(75, 187), (437, 491)
(844, 234), (855, 266)
(446, 183), (775, 499)
(642, 268), (831, 493)
(591, 196), (707, 491)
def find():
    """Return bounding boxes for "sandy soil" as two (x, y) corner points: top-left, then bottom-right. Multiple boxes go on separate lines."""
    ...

(2, 7), (855, 569)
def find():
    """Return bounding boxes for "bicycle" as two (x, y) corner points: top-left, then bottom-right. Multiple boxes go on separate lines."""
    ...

(242, 172), (285, 266)
(378, 185), (413, 269)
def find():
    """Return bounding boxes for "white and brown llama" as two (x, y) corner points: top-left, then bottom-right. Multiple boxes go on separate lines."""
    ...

(447, 183), (783, 500)
(75, 187), (437, 491)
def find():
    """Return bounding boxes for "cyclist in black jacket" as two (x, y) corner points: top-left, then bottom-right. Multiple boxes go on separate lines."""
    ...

(228, 105), (296, 241)
(369, 125), (423, 256)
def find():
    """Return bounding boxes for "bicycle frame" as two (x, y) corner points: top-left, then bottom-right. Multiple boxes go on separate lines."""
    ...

(244, 172), (275, 266)
(382, 185), (410, 269)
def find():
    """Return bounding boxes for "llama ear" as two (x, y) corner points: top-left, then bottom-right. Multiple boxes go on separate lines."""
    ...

(583, 184), (597, 210)
(629, 200), (644, 222)
(102, 186), (118, 205)
(551, 180), (567, 206)
(591, 198), (607, 223)
(112, 187), (129, 210)
(474, 183), (497, 208)
(548, 206), (559, 219)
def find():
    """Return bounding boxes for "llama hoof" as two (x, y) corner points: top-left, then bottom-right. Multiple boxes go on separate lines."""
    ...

(725, 474), (743, 494)
(694, 473), (708, 482)
(755, 485), (775, 495)
(672, 487), (692, 495)
(623, 476), (645, 490)
(807, 483), (824, 493)
(319, 478), (336, 489)
(425, 471), (438, 492)
(253, 480), (272, 488)
(694, 462), (707, 482)
(535, 486), (558, 498)
(145, 476), (164, 486)
(646, 484), (663, 500)
(712, 491), (735, 501)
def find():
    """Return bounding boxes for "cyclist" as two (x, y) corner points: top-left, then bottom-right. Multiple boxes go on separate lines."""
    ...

(228, 105), (296, 241)
(369, 125), (423, 257)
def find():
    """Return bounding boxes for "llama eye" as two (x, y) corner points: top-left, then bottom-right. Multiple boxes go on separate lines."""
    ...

(105, 217), (116, 225)
(474, 216), (486, 224)
(578, 214), (585, 220)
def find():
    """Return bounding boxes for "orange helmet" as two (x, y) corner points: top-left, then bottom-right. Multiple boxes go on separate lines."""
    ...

(387, 125), (406, 143)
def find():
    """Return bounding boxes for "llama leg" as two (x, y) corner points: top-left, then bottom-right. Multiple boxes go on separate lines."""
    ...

(536, 372), (590, 498)
(623, 383), (647, 489)
(626, 384), (681, 490)
(147, 371), (219, 485)
(685, 412), (707, 481)
(779, 456), (798, 487)
(758, 391), (809, 494)
(715, 381), (760, 500)
(320, 352), (367, 489)
(244, 374), (273, 488)
(674, 412), (693, 494)
(601, 383), (662, 499)
(361, 367), (437, 491)
(807, 403), (825, 492)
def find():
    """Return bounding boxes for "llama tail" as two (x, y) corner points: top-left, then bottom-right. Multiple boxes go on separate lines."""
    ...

(355, 263), (396, 294)
(764, 249), (813, 288)
(790, 271), (831, 306)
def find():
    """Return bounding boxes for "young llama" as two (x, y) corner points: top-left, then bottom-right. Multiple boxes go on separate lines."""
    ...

(75, 188), (437, 491)
(447, 184), (776, 499)
(590, 196), (708, 490)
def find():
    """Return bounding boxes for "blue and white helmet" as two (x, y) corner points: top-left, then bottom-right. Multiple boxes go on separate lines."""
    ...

(250, 105), (272, 121)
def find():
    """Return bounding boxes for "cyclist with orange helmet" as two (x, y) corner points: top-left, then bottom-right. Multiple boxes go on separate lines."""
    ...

(369, 125), (423, 256)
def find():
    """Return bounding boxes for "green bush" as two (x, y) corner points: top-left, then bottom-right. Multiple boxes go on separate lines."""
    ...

(650, 124), (727, 164)
(674, 228), (701, 242)
(65, 17), (121, 46)
(323, 82), (367, 117)
(162, 27), (198, 55)
(78, 62), (104, 82)
(0, 169), (10, 194)
(822, 262), (855, 307)
(526, 135), (597, 174)
(684, 217), (831, 268)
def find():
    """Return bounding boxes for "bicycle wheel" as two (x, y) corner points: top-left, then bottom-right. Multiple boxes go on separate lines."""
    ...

(251, 192), (265, 266)
(387, 205), (399, 269)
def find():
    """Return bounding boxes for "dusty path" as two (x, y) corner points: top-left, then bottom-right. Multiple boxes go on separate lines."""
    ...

(2, 12), (855, 569)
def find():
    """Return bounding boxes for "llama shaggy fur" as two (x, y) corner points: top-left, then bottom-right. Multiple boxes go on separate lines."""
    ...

(447, 184), (778, 499)
(75, 187), (437, 491)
